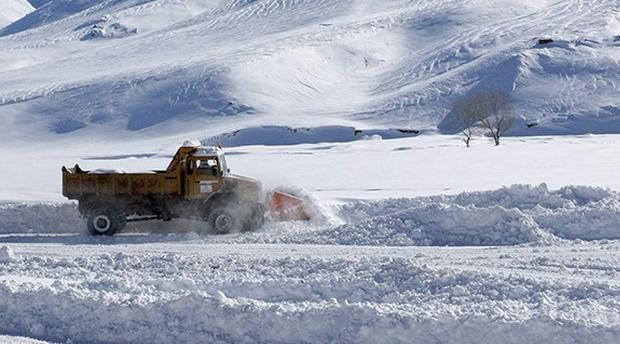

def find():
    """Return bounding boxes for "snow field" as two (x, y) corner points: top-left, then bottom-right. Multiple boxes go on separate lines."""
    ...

(4, 117), (620, 205)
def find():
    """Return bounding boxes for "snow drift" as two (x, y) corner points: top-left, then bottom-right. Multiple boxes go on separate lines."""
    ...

(309, 203), (549, 246)
(0, 203), (81, 234)
(229, 184), (620, 246)
(331, 184), (620, 245)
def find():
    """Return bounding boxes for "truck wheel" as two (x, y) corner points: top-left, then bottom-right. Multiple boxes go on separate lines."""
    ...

(87, 208), (123, 236)
(206, 208), (241, 234)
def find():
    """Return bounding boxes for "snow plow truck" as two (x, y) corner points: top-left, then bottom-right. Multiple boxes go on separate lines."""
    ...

(62, 142), (309, 236)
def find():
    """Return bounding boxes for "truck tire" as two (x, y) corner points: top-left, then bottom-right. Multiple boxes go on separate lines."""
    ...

(206, 207), (242, 234)
(86, 208), (124, 236)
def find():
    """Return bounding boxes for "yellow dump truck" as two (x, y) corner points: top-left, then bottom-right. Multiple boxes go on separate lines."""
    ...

(62, 145), (266, 235)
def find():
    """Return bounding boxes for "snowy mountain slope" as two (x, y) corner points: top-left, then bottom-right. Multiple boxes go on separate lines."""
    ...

(0, 0), (618, 144)
(0, 0), (33, 28)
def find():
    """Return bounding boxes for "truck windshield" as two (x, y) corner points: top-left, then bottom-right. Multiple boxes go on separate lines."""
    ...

(197, 158), (218, 176)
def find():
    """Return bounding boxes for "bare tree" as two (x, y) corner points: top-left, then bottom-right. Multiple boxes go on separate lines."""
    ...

(452, 90), (516, 146)
(451, 96), (483, 148)
(461, 125), (477, 148)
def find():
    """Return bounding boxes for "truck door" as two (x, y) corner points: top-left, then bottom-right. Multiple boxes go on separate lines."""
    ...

(185, 157), (222, 199)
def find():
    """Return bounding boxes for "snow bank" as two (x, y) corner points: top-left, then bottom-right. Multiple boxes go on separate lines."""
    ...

(0, 203), (81, 234)
(2, 185), (620, 244)
(310, 203), (548, 246)
(447, 184), (620, 240)
(451, 184), (614, 209)
(533, 199), (620, 240)
(451, 184), (572, 209)
(2, 283), (616, 344)
(330, 184), (620, 244)
(223, 185), (620, 246)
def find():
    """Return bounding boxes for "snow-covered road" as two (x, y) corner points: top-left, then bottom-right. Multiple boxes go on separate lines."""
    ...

(1, 239), (620, 343)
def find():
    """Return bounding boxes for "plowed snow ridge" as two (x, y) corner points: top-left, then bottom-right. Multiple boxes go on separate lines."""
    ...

(2, 184), (620, 245)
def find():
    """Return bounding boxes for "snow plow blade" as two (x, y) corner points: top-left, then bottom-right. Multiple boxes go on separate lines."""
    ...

(267, 191), (311, 221)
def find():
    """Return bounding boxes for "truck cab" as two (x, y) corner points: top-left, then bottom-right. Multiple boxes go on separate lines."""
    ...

(174, 146), (261, 204)
(182, 146), (228, 200)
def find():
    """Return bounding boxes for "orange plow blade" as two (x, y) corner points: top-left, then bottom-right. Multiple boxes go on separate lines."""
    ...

(267, 191), (311, 221)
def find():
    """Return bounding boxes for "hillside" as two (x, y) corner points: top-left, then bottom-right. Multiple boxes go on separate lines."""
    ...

(0, 0), (618, 144)
(0, 0), (33, 28)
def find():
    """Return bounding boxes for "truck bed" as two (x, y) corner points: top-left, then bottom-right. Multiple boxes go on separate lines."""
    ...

(62, 165), (180, 199)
